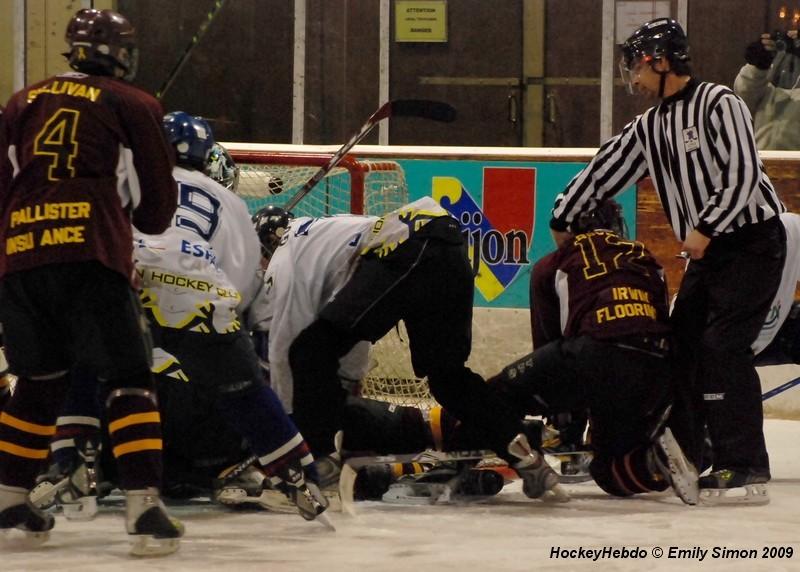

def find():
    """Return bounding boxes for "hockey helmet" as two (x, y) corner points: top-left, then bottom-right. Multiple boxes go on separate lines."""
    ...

(572, 199), (628, 238)
(206, 143), (240, 192)
(163, 112), (215, 170)
(620, 18), (690, 93)
(252, 205), (291, 259)
(621, 18), (690, 69)
(64, 9), (138, 81)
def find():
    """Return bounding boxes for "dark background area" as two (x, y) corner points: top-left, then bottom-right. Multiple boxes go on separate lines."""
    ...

(119, 0), (795, 147)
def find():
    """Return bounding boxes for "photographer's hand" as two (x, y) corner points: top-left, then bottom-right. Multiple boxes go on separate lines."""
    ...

(745, 34), (775, 69)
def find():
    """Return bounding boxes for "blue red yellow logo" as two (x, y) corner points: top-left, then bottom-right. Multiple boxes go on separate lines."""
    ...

(433, 167), (535, 301)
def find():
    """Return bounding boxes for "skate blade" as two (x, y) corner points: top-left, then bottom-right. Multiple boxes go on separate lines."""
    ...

(129, 534), (181, 557)
(658, 429), (699, 506)
(0, 528), (50, 549)
(62, 496), (98, 521)
(339, 463), (358, 517)
(315, 511), (336, 532)
(216, 487), (297, 514)
(381, 482), (453, 505)
(700, 484), (769, 506)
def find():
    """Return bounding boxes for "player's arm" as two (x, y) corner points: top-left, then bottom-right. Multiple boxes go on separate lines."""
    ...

(530, 251), (562, 347)
(122, 92), (177, 234)
(550, 118), (647, 233)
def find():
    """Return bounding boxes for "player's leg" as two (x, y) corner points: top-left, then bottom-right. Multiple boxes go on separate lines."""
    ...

(73, 263), (182, 554)
(0, 268), (75, 542)
(163, 328), (329, 522)
(30, 365), (104, 520)
(583, 343), (697, 504)
(288, 319), (362, 458)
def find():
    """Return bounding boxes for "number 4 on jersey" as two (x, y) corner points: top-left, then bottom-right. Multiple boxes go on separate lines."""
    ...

(34, 108), (80, 181)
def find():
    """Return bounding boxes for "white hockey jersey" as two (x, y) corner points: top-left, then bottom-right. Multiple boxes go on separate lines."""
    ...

(252, 214), (375, 411)
(134, 166), (262, 334)
(752, 212), (800, 355)
(250, 196), (454, 412)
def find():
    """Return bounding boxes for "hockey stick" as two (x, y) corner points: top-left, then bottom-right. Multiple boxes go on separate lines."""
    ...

(283, 99), (456, 212)
(762, 375), (800, 401)
(155, 0), (228, 100)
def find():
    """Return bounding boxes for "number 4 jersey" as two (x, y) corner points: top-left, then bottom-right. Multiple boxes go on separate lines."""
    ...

(531, 230), (672, 347)
(0, 71), (176, 281)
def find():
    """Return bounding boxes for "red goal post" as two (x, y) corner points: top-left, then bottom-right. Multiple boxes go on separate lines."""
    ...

(229, 150), (409, 217)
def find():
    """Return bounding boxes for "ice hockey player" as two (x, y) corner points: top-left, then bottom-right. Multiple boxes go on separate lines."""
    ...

(251, 198), (569, 503)
(0, 8), (183, 555)
(486, 200), (699, 504)
(28, 141), (288, 516)
(132, 111), (331, 525)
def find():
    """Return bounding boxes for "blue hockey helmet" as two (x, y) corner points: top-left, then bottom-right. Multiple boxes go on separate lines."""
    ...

(163, 111), (215, 170)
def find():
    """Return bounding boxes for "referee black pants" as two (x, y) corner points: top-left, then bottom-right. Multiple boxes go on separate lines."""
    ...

(671, 218), (785, 475)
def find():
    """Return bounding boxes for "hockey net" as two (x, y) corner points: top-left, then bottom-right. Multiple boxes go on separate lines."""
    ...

(230, 150), (437, 409)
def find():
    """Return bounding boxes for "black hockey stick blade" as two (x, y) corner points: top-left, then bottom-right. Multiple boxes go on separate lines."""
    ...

(389, 99), (457, 122)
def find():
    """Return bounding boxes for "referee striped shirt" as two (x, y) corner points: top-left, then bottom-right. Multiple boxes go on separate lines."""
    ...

(551, 78), (785, 241)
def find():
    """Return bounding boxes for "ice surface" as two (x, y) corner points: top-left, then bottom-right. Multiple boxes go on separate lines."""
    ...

(3, 419), (799, 572)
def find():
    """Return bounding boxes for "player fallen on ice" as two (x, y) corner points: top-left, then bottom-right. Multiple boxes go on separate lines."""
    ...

(250, 199), (569, 503)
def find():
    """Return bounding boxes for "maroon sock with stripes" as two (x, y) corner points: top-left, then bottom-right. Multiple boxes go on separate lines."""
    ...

(106, 391), (163, 491)
(0, 376), (68, 488)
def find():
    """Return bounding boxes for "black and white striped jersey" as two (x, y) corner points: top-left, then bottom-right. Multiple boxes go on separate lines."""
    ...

(551, 79), (786, 241)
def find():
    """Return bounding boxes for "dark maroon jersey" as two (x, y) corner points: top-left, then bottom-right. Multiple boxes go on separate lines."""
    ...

(0, 71), (176, 282)
(530, 230), (671, 347)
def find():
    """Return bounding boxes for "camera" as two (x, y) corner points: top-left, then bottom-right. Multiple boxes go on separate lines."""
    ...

(772, 30), (792, 52)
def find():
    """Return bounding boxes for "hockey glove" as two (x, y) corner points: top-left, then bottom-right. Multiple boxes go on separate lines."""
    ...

(745, 39), (775, 70)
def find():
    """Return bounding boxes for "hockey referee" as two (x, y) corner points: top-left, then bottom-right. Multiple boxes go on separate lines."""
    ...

(548, 18), (785, 505)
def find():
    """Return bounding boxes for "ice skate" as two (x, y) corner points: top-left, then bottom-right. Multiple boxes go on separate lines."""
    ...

(699, 468), (770, 506)
(0, 485), (54, 548)
(29, 437), (101, 520)
(508, 433), (570, 502)
(126, 488), (184, 557)
(271, 460), (335, 530)
(652, 427), (699, 505)
(214, 463), (296, 514)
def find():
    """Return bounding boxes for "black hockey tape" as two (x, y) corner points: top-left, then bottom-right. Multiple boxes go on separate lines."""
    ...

(390, 99), (457, 123)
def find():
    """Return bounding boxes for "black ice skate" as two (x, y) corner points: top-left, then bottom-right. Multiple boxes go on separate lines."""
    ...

(214, 463), (296, 514)
(0, 485), (54, 548)
(126, 488), (184, 557)
(508, 433), (570, 502)
(29, 437), (102, 520)
(652, 427), (699, 505)
(271, 460), (335, 530)
(699, 468), (769, 506)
